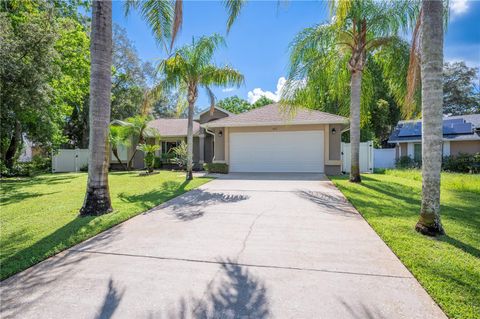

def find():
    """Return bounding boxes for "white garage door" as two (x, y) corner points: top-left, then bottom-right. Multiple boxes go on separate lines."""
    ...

(229, 130), (324, 172)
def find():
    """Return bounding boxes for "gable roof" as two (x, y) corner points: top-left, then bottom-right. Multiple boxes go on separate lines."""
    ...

(148, 119), (200, 137)
(194, 106), (233, 120)
(202, 103), (348, 128)
(388, 114), (480, 143)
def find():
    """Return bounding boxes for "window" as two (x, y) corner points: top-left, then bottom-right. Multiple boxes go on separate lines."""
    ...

(414, 143), (422, 162)
(162, 141), (179, 154)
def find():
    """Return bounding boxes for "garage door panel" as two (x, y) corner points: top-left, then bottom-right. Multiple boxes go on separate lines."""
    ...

(229, 131), (324, 172)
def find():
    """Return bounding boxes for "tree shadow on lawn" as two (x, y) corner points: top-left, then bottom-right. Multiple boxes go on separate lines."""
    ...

(355, 176), (480, 259)
(0, 213), (121, 281)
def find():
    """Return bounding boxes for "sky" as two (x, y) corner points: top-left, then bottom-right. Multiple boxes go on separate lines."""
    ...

(112, 0), (480, 108)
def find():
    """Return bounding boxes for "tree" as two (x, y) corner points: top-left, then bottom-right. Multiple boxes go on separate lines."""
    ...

(79, 0), (113, 216)
(414, 1), (445, 236)
(138, 143), (159, 173)
(158, 34), (244, 180)
(0, 5), (62, 168)
(111, 24), (152, 120)
(217, 96), (251, 114)
(284, 0), (416, 183)
(443, 61), (480, 115)
(114, 115), (158, 170)
(252, 96), (275, 108)
(109, 125), (128, 170)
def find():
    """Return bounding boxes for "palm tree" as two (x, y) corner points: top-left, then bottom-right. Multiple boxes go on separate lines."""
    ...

(283, 0), (417, 183)
(80, 0), (113, 216)
(109, 125), (129, 171)
(414, 1), (445, 236)
(158, 34), (244, 180)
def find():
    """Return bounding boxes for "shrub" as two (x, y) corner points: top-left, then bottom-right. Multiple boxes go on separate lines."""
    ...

(172, 141), (188, 169)
(138, 143), (160, 173)
(203, 163), (228, 174)
(395, 156), (421, 169)
(80, 164), (88, 172)
(31, 155), (51, 172)
(153, 156), (162, 169)
(443, 153), (480, 173)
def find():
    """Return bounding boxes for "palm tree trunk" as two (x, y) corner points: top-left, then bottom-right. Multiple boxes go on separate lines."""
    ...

(415, 0), (444, 236)
(80, 0), (113, 216)
(349, 70), (362, 183)
(186, 100), (194, 180)
(112, 147), (127, 171)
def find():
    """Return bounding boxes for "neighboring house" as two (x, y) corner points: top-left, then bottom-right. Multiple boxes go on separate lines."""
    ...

(121, 103), (349, 174)
(388, 114), (480, 161)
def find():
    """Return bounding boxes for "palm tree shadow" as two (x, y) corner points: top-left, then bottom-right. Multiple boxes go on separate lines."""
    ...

(94, 278), (125, 319)
(340, 298), (385, 319)
(438, 235), (480, 259)
(163, 258), (270, 319)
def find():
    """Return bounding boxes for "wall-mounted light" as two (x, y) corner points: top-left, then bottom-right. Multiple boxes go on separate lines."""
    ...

(331, 127), (336, 135)
(218, 130), (223, 137)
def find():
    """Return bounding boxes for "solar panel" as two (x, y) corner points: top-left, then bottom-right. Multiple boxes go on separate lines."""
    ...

(398, 122), (421, 137)
(443, 119), (473, 135)
(397, 118), (473, 137)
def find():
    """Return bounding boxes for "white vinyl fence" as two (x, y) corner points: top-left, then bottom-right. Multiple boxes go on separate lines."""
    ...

(374, 148), (396, 169)
(52, 149), (89, 173)
(341, 141), (374, 173)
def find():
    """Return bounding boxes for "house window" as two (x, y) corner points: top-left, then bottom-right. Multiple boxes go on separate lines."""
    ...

(162, 141), (179, 154)
(414, 143), (422, 162)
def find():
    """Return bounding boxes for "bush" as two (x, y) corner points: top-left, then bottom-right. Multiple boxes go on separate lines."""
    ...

(153, 156), (162, 169)
(395, 156), (421, 169)
(0, 155), (52, 177)
(80, 164), (88, 172)
(203, 163), (229, 174)
(443, 153), (480, 173)
(31, 155), (51, 172)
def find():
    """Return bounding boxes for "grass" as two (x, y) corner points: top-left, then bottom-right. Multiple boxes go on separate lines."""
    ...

(331, 170), (479, 319)
(0, 171), (212, 280)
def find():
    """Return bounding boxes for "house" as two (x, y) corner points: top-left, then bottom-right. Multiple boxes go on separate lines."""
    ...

(388, 114), (480, 161)
(119, 103), (349, 174)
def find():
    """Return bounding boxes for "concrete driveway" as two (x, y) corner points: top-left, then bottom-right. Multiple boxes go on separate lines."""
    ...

(1, 173), (446, 319)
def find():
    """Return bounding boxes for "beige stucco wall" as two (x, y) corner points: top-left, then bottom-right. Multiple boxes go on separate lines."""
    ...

(450, 140), (480, 155)
(212, 128), (226, 161)
(211, 124), (343, 173)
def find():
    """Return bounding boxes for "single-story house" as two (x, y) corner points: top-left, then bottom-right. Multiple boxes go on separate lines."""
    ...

(115, 103), (349, 174)
(388, 114), (480, 161)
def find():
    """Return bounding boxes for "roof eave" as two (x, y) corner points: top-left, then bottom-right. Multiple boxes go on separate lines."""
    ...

(202, 119), (349, 128)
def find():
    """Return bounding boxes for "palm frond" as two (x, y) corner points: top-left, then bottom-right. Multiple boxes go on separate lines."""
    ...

(170, 0), (183, 49)
(224, 0), (246, 33)
(124, 0), (174, 47)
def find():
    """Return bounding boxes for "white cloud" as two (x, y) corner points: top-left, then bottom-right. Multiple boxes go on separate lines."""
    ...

(451, 0), (469, 15)
(247, 77), (286, 103)
(222, 87), (236, 93)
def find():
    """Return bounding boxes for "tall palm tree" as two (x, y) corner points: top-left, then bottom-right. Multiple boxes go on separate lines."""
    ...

(283, 0), (417, 183)
(158, 34), (244, 180)
(80, 0), (113, 216)
(414, 1), (445, 236)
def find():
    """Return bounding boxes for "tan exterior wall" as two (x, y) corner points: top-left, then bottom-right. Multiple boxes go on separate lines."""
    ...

(328, 124), (343, 161)
(450, 140), (480, 155)
(212, 128), (226, 162)
(211, 124), (344, 172)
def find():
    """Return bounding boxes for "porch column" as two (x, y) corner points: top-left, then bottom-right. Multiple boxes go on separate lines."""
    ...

(199, 129), (205, 164)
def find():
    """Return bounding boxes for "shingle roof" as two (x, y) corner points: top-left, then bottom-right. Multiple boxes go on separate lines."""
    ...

(203, 103), (348, 128)
(148, 119), (200, 137)
(388, 114), (480, 143)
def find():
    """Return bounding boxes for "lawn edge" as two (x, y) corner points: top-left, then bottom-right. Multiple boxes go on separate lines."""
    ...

(327, 174), (451, 319)
(0, 175), (214, 282)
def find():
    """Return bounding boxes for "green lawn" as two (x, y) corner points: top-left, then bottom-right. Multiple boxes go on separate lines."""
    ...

(331, 170), (479, 319)
(0, 171), (212, 280)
